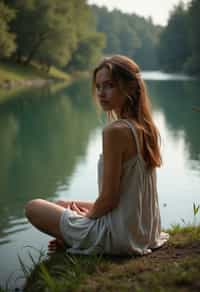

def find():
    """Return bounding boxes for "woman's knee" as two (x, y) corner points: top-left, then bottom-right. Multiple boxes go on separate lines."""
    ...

(25, 198), (45, 221)
(25, 198), (65, 239)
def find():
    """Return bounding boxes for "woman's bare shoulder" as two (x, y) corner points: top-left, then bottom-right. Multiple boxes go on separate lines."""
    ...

(103, 120), (132, 139)
(102, 121), (127, 141)
(101, 121), (130, 154)
(103, 120), (128, 133)
(102, 120), (138, 158)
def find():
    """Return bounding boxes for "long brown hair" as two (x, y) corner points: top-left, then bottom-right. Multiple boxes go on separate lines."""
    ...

(92, 55), (162, 169)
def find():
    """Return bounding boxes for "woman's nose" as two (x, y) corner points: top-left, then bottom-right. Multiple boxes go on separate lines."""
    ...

(97, 87), (106, 97)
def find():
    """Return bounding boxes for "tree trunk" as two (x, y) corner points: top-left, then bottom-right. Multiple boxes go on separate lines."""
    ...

(24, 33), (48, 65)
(23, 42), (40, 65)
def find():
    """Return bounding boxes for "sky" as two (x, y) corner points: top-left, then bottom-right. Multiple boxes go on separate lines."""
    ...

(87, 0), (191, 26)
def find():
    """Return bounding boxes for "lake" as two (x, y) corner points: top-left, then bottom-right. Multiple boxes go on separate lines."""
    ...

(0, 71), (200, 290)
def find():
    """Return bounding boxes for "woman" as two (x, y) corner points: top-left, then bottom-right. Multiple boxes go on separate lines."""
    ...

(25, 55), (169, 255)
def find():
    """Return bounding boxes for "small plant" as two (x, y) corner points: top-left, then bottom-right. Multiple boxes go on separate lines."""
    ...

(169, 223), (182, 235)
(15, 245), (47, 291)
(169, 203), (200, 234)
(193, 202), (200, 216)
(193, 202), (200, 226)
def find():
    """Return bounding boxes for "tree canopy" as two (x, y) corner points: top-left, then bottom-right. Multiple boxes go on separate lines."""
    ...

(92, 5), (160, 70)
(4, 0), (105, 70)
(157, 0), (200, 74)
(184, 0), (200, 74)
(0, 2), (16, 58)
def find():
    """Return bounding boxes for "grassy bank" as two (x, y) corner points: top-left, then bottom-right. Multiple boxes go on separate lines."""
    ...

(3, 224), (197, 292)
(0, 61), (71, 104)
(0, 61), (70, 84)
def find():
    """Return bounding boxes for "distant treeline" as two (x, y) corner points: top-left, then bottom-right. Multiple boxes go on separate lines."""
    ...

(91, 5), (160, 70)
(92, 0), (200, 74)
(0, 0), (199, 74)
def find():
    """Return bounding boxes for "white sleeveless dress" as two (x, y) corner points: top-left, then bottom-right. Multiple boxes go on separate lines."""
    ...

(60, 119), (169, 255)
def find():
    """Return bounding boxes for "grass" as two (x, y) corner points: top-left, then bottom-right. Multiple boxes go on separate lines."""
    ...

(5, 224), (195, 292)
(0, 60), (70, 103)
(49, 66), (70, 82)
(0, 229), (199, 291)
(0, 61), (70, 83)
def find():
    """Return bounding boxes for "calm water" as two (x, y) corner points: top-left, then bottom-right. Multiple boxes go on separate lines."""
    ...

(0, 72), (200, 289)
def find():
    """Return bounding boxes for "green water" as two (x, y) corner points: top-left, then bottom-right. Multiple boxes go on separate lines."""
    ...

(0, 72), (199, 289)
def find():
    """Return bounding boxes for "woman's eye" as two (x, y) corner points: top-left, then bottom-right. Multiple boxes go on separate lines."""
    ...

(95, 83), (114, 92)
(105, 83), (114, 89)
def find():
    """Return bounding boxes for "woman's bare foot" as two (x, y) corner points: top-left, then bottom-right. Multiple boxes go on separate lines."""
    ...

(48, 238), (65, 253)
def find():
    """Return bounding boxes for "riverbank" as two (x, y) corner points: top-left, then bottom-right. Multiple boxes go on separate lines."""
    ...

(0, 61), (75, 104)
(15, 225), (200, 291)
(0, 61), (70, 89)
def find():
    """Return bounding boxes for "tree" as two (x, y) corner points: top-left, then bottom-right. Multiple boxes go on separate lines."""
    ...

(67, 32), (106, 71)
(184, 0), (200, 74)
(157, 3), (191, 72)
(5, 0), (82, 66)
(0, 2), (16, 59)
(5, 0), (104, 71)
(131, 17), (160, 69)
(92, 6), (121, 54)
(90, 5), (159, 70)
(117, 13), (140, 57)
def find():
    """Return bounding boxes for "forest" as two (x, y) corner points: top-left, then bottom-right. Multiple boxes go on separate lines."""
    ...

(0, 0), (199, 74)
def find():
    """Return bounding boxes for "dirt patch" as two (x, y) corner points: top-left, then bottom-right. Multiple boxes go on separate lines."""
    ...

(78, 241), (200, 291)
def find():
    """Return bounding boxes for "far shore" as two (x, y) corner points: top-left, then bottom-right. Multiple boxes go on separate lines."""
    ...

(0, 78), (55, 89)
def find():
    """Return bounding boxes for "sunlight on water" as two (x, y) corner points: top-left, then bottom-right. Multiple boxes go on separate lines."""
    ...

(142, 71), (196, 81)
(154, 110), (200, 228)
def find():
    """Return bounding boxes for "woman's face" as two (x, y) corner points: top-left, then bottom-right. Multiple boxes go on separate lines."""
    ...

(95, 67), (126, 115)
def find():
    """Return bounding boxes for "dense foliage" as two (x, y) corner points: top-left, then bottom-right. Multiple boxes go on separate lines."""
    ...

(92, 5), (160, 70)
(92, 0), (200, 74)
(157, 0), (200, 74)
(0, 2), (16, 58)
(1, 0), (105, 71)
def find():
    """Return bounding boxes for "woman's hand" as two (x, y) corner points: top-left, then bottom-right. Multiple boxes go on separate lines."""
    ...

(70, 202), (88, 216)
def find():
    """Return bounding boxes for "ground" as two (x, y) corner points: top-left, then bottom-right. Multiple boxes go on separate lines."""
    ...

(22, 225), (200, 292)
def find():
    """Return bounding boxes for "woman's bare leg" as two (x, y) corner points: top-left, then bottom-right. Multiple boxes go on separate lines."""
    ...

(25, 198), (94, 252)
(46, 200), (94, 251)
(25, 199), (66, 241)
(55, 200), (94, 212)
(73, 200), (94, 211)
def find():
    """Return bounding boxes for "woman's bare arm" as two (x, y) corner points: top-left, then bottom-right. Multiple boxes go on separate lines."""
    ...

(86, 125), (125, 219)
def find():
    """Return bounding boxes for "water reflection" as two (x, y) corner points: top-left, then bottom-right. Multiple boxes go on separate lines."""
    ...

(145, 79), (200, 229)
(147, 79), (200, 169)
(0, 78), (98, 242)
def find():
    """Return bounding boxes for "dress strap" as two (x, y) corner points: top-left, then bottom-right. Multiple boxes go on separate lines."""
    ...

(117, 119), (141, 154)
